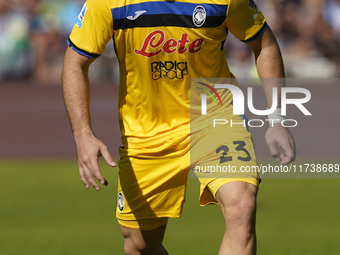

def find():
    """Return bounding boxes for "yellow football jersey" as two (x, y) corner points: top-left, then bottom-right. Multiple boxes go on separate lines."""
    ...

(68, 0), (267, 148)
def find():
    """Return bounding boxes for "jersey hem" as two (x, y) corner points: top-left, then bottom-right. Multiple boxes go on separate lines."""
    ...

(241, 22), (268, 43)
(67, 38), (101, 58)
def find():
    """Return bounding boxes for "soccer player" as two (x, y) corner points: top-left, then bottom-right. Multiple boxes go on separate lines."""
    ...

(62, 0), (296, 254)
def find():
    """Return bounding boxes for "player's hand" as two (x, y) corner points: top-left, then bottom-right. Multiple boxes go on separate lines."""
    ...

(265, 124), (296, 165)
(75, 133), (116, 191)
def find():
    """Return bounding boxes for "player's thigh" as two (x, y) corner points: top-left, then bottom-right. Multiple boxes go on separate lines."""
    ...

(120, 221), (167, 253)
(216, 181), (258, 206)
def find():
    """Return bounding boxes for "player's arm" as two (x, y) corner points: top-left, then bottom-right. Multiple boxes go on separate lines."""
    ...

(62, 47), (116, 191)
(246, 27), (296, 164)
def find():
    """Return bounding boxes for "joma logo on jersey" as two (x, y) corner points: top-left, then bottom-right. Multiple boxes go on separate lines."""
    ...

(151, 61), (188, 80)
(135, 30), (204, 58)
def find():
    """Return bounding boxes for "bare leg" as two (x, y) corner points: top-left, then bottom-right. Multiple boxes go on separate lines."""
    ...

(120, 223), (169, 255)
(215, 181), (258, 255)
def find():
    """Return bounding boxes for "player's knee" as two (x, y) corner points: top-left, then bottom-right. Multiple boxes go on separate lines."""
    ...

(217, 183), (257, 222)
(220, 187), (256, 222)
(224, 196), (256, 228)
(234, 197), (255, 218)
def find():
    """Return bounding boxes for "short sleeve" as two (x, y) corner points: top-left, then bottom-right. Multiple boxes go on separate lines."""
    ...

(67, 0), (113, 58)
(225, 0), (267, 42)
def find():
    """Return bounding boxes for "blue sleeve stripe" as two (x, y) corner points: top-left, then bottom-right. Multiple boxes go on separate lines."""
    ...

(241, 22), (268, 43)
(67, 38), (100, 58)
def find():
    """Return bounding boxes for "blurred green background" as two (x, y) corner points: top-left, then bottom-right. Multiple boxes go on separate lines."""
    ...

(1, 160), (340, 255)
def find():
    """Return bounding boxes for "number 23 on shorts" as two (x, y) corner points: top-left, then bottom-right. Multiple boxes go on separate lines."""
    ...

(216, 141), (252, 164)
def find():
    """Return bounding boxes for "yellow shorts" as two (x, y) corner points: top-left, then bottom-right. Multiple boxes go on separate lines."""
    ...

(116, 114), (259, 230)
(190, 113), (260, 205)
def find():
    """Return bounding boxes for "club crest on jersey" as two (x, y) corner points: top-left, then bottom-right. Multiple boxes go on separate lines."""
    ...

(76, 3), (87, 29)
(118, 192), (125, 212)
(248, 0), (258, 10)
(193, 5), (206, 27)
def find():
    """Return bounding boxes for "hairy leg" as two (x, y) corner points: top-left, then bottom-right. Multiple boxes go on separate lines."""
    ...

(215, 181), (258, 255)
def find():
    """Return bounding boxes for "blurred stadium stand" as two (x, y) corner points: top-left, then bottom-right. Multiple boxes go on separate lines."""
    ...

(0, 0), (340, 85)
(0, 0), (118, 85)
(226, 0), (340, 78)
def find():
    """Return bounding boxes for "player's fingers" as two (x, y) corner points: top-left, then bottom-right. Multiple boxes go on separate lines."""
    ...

(102, 178), (109, 186)
(285, 128), (297, 163)
(290, 137), (297, 157)
(89, 158), (108, 187)
(280, 143), (295, 165)
(78, 166), (90, 189)
(80, 158), (101, 191)
(267, 141), (280, 162)
(84, 167), (101, 191)
(100, 145), (116, 167)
